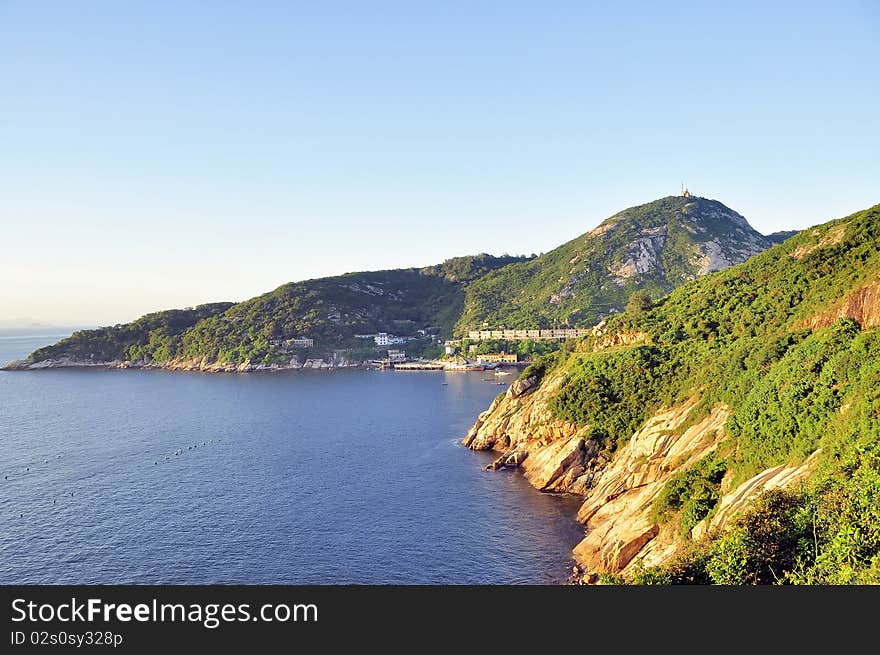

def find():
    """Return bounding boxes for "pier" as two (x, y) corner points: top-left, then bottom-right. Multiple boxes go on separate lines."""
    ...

(391, 362), (445, 370)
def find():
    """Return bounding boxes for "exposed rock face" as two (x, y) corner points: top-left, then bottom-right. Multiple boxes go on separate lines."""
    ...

(790, 224), (846, 260)
(463, 370), (585, 453)
(804, 279), (880, 330)
(691, 240), (737, 275)
(690, 450), (821, 540)
(685, 206), (769, 276)
(608, 226), (668, 283)
(464, 371), (822, 580)
(462, 370), (603, 494)
(2, 357), (125, 370)
(507, 375), (539, 399)
(590, 330), (649, 351)
(573, 401), (730, 574)
(459, 195), (778, 333)
(3, 354), (362, 372)
(522, 436), (586, 491)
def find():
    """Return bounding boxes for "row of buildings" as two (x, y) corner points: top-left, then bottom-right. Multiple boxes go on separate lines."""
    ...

(472, 352), (519, 363)
(466, 328), (593, 341)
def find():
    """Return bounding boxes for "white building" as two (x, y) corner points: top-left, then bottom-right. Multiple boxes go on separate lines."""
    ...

(388, 349), (406, 362)
(287, 337), (314, 348)
(375, 332), (406, 346)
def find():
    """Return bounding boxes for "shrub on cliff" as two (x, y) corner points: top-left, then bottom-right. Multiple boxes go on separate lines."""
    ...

(704, 489), (814, 584)
(786, 445), (880, 584)
(652, 454), (727, 537)
(518, 350), (561, 382)
(549, 345), (675, 450)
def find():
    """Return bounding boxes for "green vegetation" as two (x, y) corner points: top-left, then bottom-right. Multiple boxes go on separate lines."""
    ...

(459, 338), (560, 360)
(456, 196), (775, 332)
(652, 454), (727, 536)
(174, 268), (465, 365)
(18, 193), (880, 584)
(549, 345), (674, 449)
(625, 290), (654, 316)
(30, 303), (234, 364)
(544, 205), (880, 455)
(519, 351), (561, 383)
(419, 253), (532, 284)
(766, 230), (799, 245)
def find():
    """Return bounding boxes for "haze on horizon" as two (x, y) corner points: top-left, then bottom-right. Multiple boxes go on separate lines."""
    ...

(1, 1), (878, 327)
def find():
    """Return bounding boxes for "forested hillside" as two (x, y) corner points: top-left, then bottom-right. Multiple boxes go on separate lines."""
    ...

(456, 196), (775, 332)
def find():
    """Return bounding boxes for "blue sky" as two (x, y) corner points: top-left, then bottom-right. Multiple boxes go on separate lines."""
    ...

(1, 1), (878, 325)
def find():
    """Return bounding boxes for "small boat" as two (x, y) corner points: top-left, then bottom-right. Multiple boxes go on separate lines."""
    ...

(494, 369), (512, 376)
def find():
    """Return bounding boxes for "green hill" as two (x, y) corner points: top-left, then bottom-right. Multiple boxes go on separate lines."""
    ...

(25, 303), (235, 364)
(10, 196), (781, 369)
(456, 195), (775, 332)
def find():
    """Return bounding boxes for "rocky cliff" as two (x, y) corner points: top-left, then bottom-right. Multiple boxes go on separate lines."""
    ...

(803, 279), (880, 330)
(463, 370), (598, 494)
(464, 372), (821, 582)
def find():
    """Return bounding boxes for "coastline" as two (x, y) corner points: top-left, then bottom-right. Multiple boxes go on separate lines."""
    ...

(2, 357), (372, 373)
(2, 356), (529, 375)
(461, 369), (824, 584)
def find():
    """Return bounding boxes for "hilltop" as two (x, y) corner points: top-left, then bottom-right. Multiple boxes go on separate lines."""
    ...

(463, 202), (880, 584)
(456, 195), (776, 331)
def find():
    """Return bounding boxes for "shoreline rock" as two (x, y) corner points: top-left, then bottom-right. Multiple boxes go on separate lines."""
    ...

(1, 356), (367, 373)
(463, 368), (821, 583)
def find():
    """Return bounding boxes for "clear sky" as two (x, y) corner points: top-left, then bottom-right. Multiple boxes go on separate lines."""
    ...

(1, 1), (878, 326)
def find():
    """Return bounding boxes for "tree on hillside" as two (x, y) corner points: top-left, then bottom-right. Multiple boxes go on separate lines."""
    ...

(626, 291), (653, 315)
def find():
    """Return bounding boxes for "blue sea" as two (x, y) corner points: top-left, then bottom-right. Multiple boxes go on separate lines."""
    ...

(0, 332), (584, 584)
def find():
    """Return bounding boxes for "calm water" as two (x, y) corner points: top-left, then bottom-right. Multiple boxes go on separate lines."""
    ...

(0, 333), (584, 584)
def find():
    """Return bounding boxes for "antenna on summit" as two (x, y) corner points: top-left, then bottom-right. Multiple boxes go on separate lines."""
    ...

(680, 182), (690, 198)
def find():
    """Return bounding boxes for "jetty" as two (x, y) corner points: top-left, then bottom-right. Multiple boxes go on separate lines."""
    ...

(392, 362), (445, 370)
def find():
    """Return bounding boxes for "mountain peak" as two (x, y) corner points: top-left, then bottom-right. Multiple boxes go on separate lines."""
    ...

(599, 195), (756, 231)
(457, 196), (773, 331)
